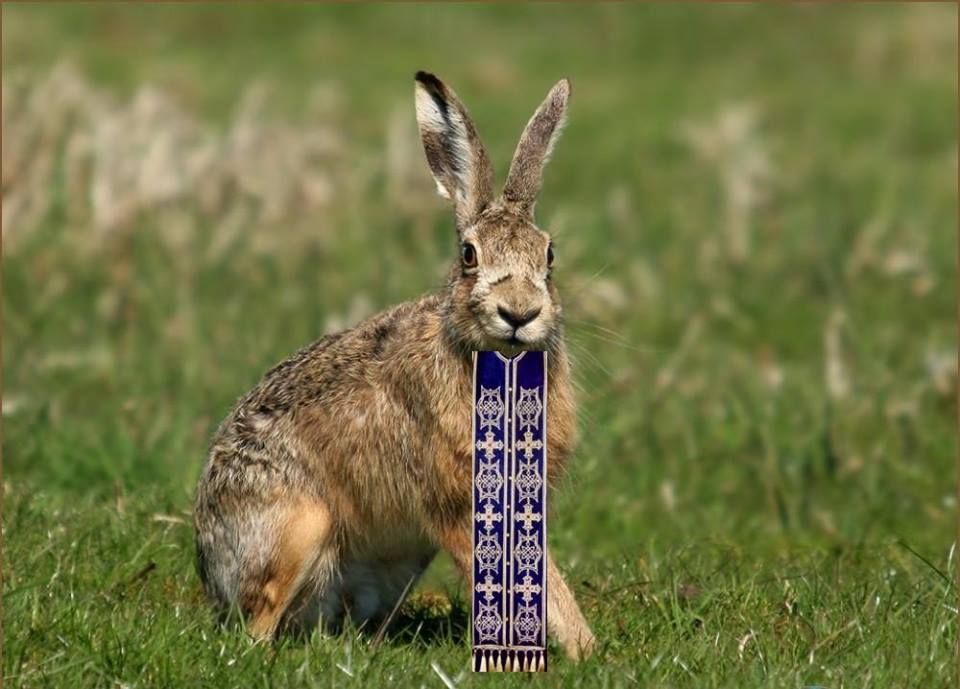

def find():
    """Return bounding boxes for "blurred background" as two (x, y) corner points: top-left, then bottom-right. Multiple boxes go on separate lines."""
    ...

(3, 4), (956, 687)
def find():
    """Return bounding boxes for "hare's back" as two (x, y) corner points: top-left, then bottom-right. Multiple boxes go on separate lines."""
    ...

(245, 294), (444, 414)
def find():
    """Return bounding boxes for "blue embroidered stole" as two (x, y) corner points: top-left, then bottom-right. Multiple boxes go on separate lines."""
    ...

(471, 350), (548, 672)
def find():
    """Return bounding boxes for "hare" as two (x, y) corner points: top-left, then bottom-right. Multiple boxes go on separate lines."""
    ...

(194, 71), (596, 660)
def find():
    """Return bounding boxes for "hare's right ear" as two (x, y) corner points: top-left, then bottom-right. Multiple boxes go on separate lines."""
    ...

(414, 71), (494, 232)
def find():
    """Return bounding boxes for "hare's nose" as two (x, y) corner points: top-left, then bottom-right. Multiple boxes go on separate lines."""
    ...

(497, 305), (541, 329)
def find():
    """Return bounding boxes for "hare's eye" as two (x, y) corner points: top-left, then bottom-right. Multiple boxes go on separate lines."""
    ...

(461, 242), (478, 269)
(546, 243), (554, 267)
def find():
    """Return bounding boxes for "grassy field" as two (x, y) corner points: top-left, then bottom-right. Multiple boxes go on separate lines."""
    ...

(3, 4), (957, 687)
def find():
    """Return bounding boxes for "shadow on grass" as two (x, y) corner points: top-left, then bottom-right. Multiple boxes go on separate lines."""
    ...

(241, 590), (471, 649)
(384, 593), (470, 647)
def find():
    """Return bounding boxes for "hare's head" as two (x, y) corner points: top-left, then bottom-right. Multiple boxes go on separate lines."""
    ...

(414, 71), (570, 353)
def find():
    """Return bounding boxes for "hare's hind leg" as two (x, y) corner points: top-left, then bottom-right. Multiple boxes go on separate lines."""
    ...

(241, 498), (338, 641)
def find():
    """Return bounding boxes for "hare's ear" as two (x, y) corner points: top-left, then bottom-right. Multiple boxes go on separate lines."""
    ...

(414, 71), (494, 232)
(501, 79), (570, 216)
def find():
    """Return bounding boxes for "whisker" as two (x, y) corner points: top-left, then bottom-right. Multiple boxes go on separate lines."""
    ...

(567, 318), (632, 343)
(563, 263), (612, 298)
(566, 336), (613, 378)
(567, 322), (665, 355)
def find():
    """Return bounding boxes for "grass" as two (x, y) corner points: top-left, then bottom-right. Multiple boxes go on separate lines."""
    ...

(3, 3), (957, 687)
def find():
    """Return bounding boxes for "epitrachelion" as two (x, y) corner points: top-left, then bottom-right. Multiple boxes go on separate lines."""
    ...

(472, 350), (548, 672)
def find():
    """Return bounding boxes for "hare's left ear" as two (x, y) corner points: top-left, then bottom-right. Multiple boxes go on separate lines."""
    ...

(501, 79), (571, 216)
(414, 71), (494, 232)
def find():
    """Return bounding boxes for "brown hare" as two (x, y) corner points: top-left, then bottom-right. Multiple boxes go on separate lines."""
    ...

(194, 71), (596, 660)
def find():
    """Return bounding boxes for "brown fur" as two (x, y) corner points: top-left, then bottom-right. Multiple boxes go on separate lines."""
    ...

(246, 499), (333, 639)
(194, 72), (595, 659)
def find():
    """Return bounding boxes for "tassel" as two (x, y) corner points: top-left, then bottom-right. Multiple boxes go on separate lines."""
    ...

(475, 647), (547, 672)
